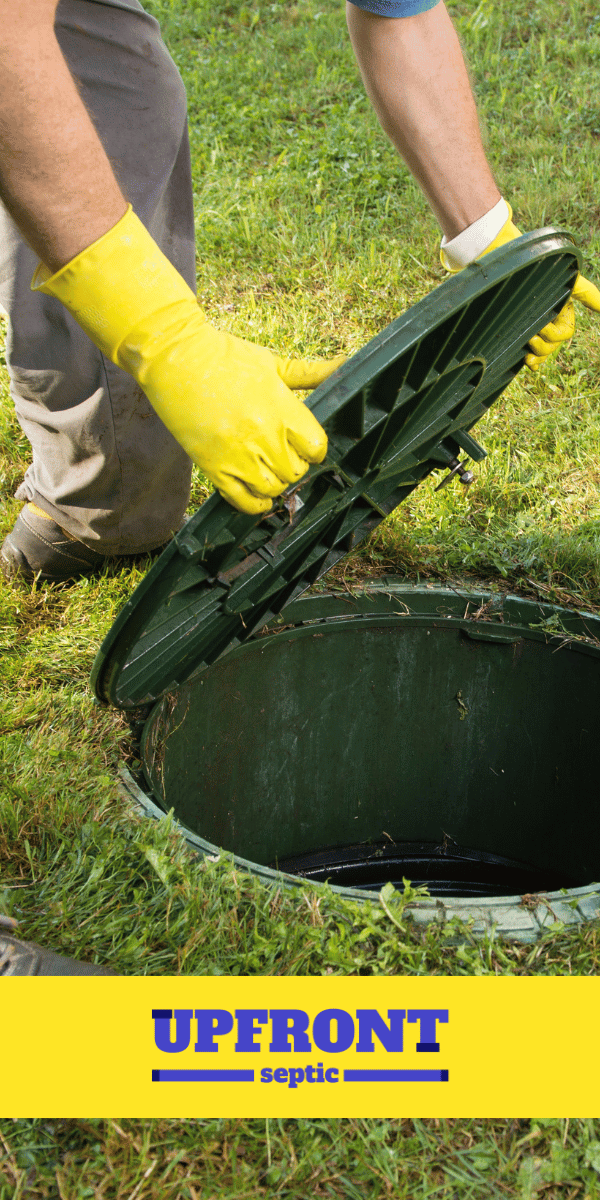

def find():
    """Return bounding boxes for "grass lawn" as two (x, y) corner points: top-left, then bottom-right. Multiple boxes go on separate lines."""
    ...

(1, 0), (599, 970)
(3, 1117), (600, 1199)
(1, 0), (600, 1186)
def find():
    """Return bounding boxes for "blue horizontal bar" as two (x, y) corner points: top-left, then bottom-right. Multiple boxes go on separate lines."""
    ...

(343, 1069), (448, 1082)
(152, 1069), (255, 1082)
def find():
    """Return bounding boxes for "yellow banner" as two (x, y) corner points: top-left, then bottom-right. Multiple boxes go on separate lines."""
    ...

(2, 976), (598, 1117)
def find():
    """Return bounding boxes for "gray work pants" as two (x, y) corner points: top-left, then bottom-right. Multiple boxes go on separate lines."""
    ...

(0, 0), (195, 553)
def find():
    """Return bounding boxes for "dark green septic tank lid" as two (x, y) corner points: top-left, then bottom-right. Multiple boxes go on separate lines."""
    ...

(91, 229), (581, 709)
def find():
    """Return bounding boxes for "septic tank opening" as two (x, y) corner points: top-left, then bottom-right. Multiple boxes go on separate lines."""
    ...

(137, 586), (600, 905)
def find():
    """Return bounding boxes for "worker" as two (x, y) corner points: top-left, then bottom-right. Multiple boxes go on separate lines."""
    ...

(0, 0), (598, 585)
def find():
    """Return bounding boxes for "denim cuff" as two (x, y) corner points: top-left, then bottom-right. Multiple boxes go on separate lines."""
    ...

(347, 0), (440, 17)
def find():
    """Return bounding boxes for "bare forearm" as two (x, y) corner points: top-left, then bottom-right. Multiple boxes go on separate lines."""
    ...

(0, 0), (127, 272)
(346, 1), (500, 239)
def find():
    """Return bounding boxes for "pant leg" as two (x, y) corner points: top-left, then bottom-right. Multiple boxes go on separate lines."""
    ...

(0, 0), (195, 554)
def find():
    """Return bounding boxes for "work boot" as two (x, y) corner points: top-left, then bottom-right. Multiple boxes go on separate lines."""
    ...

(1, 503), (107, 582)
(1, 502), (175, 583)
(0, 933), (115, 976)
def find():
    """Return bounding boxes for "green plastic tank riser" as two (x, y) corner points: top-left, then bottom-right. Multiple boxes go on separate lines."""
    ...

(115, 585), (600, 940)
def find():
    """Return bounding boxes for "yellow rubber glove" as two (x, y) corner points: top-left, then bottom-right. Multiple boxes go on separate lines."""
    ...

(31, 206), (344, 514)
(441, 205), (600, 371)
(525, 273), (600, 369)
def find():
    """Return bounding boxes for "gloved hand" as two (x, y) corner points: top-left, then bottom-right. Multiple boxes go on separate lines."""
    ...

(32, 205), (344, 514)
(441, 204), (600, 371)
(524, 275), (600, 370)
